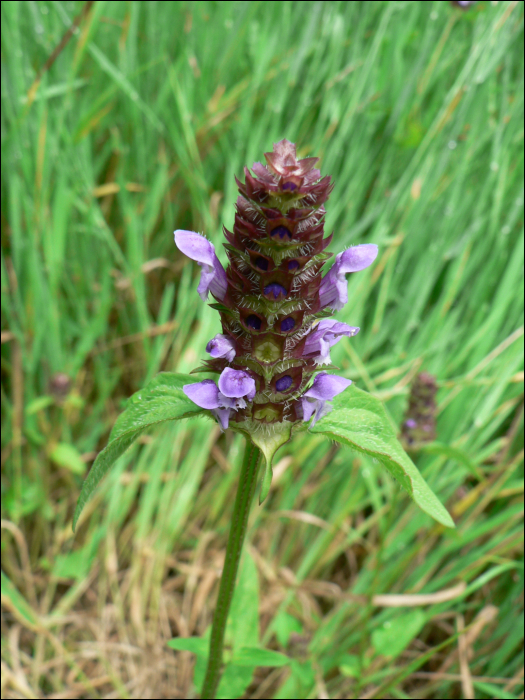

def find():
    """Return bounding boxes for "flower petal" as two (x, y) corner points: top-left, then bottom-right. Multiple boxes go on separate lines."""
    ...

(218, 367), (256, 400)
(301, 397), (317, 422)
(217, 392), (239, 409)
(174, 229), (215, 266)
(304, 372), (352, 401)
(319, 245), (378, 310)
(196, 265), (217, 302)
(183, 379), (220, 409)
(211, 407), (231, 430)
(310, 400), (333, 426)
(174, 229), (228, 301)
(303, 320), (360, 364)
(337, 245), (378, 274)
(206, 334), (236, 362)
(318, 269), (339, 309)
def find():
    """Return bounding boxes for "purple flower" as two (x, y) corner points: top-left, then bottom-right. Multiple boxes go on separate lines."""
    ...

(319, 245), (378, 311)
(302, 372), (352, 427)
(303, 319), (360, 365)
(183, 379), (221, 410)
(183, 368), (256, 430)
(174, 230), (228, 301)
(206, 333), (236, 362)
(218, 367), (256, 403)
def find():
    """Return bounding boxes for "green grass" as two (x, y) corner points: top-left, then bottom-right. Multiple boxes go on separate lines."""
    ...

(1, 1), (523, 698)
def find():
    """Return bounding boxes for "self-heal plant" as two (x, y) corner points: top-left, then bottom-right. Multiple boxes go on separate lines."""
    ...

(73, 140), (454, 700)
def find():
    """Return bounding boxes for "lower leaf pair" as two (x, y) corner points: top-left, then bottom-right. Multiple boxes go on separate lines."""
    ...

(73, 372), (454, 531)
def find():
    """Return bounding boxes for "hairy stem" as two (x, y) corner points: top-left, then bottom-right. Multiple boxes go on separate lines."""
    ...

(200, 440), (262, 699)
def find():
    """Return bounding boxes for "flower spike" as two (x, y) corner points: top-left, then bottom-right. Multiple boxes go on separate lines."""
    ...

(174, 139), (377, 432)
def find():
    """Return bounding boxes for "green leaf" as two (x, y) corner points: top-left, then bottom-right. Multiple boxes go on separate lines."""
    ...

(26, 395), (54, 414)
(53, 546), (96, 580)
(49, 443), (86, 475)
(232, 646), (291, 667)
(208, 302), (235, 315)
(1, 571), (40, 629)
(108, 372), (205, 442)
(311, 385), (455, 528)
(371, 610), (426, 658)
(473, 682), (520, 700)
(273, 611), (303, 647)
(73, 373), (205, 531)
(339, 654), (361, 678)
(167, 636), (209, 657)
(291, 659), (316, 686)
(216, 664), (254, 699)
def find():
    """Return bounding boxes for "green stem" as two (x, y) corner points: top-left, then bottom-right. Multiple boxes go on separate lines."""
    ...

(200, 439), (262, 699)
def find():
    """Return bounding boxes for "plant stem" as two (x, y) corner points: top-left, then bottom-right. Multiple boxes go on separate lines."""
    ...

(200, 439), (262, 699)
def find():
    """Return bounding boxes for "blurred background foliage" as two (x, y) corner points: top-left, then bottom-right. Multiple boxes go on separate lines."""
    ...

(1, 1), (523, 698)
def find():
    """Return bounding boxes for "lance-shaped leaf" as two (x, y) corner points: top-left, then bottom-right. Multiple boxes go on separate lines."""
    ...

(310, 384), (455, 528)
(232, 647), (291, 667)
(73, 373), (206, 531)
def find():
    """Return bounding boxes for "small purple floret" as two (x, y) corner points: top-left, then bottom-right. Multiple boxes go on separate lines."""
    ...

(319, 244), (378, 311)
(183, 379), (221, 410)
(264, 283), (288, 299)
(218, 367), (256, 400)
(275, 375), (293, 392)
(303, 319), (360, 365)
(287, 260), (299, 271)
(280, 317), (295, 332)
(302, 372), (352, 427)
(183, 368), (255, 430)
(282, 182), (298, 191)
(405, 418), (417, 429)
(174, 230), (228, 301)
(206, 334), (236, 362)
